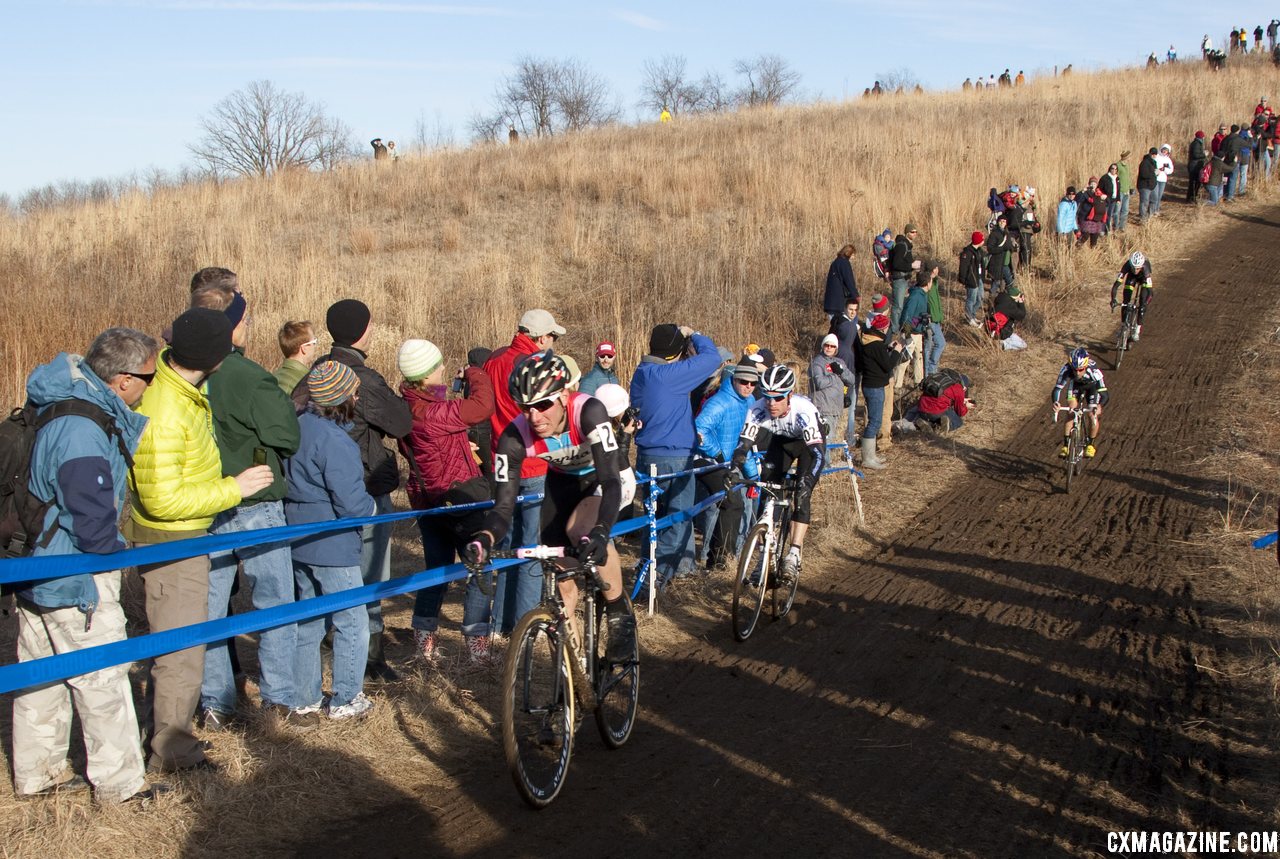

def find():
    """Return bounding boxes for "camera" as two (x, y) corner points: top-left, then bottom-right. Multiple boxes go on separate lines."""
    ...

(621, 406), (641, 427)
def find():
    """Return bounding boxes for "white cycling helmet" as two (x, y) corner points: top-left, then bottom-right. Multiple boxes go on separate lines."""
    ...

(759, 365), (797, 397)
(593, 383), (630, 418)
(1129, 250), (1146, 269)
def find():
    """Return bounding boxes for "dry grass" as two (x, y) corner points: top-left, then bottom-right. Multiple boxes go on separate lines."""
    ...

(2, 56), (1280, 857)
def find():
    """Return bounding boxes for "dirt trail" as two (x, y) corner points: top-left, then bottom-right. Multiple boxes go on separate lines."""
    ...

(308, 211), (1280, 857)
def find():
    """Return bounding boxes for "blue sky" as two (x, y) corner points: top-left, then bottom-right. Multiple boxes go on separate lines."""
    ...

(3, 0), (1277, 199)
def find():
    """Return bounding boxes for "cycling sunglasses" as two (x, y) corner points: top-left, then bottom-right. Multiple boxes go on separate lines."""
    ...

(521, 398), (561, 414)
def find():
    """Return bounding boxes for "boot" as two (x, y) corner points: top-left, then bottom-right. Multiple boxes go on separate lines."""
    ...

(365, 632), (401, 683)
(860, 437), (886, 470)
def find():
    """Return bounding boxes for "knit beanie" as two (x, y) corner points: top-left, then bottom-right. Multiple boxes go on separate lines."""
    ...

(397, 339), (443, 382)
(224, 292), (248, 328)
(467, 346), (492, 368)
(870, 314), (890, 332)
(648, 323), (686, 358)
(308, 361), (360, 406)
(326, 299), (372, 346)
(821, 334), (838, 348)
(871, 294), (889, 312)
(169, 308), (232, 372)
(971, 231), (984, 244)
(733, 357), (760, 381)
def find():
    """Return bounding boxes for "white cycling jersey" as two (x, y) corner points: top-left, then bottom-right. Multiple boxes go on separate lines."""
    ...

(740, 394), (826, 448)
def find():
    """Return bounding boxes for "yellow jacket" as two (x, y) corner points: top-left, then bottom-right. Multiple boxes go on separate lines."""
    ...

(128, 350), (241, 534)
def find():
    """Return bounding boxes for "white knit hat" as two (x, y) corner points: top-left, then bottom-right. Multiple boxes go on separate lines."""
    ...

(821, 334), (839, 348)
(398, 339), (443, 381)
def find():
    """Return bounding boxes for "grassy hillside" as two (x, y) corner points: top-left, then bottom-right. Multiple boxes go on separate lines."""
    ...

(1, 58), (1276, 402)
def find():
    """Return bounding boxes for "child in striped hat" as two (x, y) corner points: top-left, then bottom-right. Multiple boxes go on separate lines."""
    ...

(282, 361), (378, 720)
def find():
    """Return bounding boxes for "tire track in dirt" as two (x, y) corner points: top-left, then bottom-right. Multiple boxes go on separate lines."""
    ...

(313, 209), (1280, 857)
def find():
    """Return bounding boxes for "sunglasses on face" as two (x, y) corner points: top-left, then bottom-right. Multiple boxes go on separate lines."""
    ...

(128, 370), (156, 385)
(763, 393), (787, 401)
(735, 378), (757, 387)
(521, 398), (560, 414)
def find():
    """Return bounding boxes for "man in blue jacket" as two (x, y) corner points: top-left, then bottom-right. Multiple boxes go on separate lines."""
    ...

(630, 324), (722, 583)
(695, 358), (758, 568)
(12, 328), (160, 804)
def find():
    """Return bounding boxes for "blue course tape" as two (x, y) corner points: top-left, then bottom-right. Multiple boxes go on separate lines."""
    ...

(1253, 531), (1277, 549)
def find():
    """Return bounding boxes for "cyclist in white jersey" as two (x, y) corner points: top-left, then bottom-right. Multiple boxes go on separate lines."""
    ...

(729, 365), (826, 585)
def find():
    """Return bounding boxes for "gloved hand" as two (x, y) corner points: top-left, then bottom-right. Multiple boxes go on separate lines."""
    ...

(843, 392), (853, 409)
(463, 532), (492, 569)
(576, 525), (611, 566)
(727, 466), (745, 485)
(794, 479), (814, 512)
(827, 359), (845, 375)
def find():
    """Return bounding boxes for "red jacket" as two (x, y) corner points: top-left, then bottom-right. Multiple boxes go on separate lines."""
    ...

(484, 332), (547, 479)
(918, 383), (968, 418)
(398, 367), (495, 507)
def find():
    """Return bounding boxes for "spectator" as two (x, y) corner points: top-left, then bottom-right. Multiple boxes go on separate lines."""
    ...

(985, 214), (1016, 298)
(631, 323), (722, 583)
(1237, 130), (1253, 197)
(896, 269), (930, 394)
(396, 339), (496, 664)
(871, 230), (893, 284)
(126, 309), (274, 773)
(320, 298), (413, 683)
(1269, 21), (1278, 52)
(483, 308), (564, 631)
(958, 231), (986, 327)
(1115, 151), (1133, 231)
(992, 285), (1028, 351)
(1222, 124), (1244, 200)
(1211, 124), (1228, 155)
(1015, 187), (1039, 268)
(694, 359), (757, 569)
(273, 321), (321, 397)
(808, 334), (857, 443)
(12, 328), (160, 803)
(463, 347), (493, 475)
(561, 355), (583, 391)
(1205, 154), (1228, 205)
(286, 363), (377, 720)
(1055, 187), (1080, 245)
(1099, 164), (1121, 229)
(1256, 24), (1264, 50)
(371, 138), (388, 160)
(923, 264), (946, 376)
(1076, 179), (1108, 247)
(386, 140), (399, 162)
(907, 372), (973, 434)
(822, 244), (858, 323)
(1137, 148), (1159, 221)
(1153, 144), (1174, 213)
(1187, 132), (1208, 203)
(887, 224), (921, 332)
(855, 314), (904, 470)
(1015, 70), (1025, 86)
(579, 342), (620, 396)
(829, 297), (862, 444)
(509, 125), (519, 144)
(201, 289), (305, 731)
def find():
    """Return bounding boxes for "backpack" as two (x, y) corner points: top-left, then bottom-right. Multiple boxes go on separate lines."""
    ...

(921, 368), (964, 399)
(0, 400), (130, 560)
(1199, 162), (1212, 184)
(984, 311), (1009, 337)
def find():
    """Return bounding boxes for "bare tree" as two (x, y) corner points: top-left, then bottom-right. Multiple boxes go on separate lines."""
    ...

(875, 67), (920, 93)
(639, 54), (706, 116)
(412, 109), (456, 152)
(470, 56), (620, 142)
(502, 57), (559, 137)
(555, 58), (621, 131)
(732, 54), (801, 107)
(189, 80), (353, 177)
(694, 71), (733, 113)
(467, 111), (507, 144)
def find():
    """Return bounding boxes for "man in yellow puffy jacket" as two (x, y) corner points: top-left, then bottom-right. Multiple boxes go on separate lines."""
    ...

(125, 308), (273, 773)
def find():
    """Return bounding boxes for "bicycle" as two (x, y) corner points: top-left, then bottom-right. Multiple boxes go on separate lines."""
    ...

(1052, 402), (1093, 492)
(478, 545), (640, 809)
(730, 478), (801, 641)
(1113, 297), (1139, 368)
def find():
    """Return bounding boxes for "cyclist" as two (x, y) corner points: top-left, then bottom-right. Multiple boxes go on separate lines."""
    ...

(1110, 250), (1154, 342)
(1051, 347), (1109, 458)
(728, 365), (826, 586)
(464, 351), (635, 662)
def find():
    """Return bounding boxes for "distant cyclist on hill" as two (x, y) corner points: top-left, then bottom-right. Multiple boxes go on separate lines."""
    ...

(1051, 348), (1109, 459)
(728, 365), (826, 586)
(1111, 251), (1154, 342)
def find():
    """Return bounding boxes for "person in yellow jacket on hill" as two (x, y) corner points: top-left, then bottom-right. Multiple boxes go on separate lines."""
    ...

(125, 308), (273, 774)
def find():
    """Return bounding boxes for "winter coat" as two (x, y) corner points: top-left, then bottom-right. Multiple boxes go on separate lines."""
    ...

(926, 278), (944, 323)
(632, 333), (722, 456)
(1056, 198), (1079, 234)
(887, 236), (915, 278)
(284, 410), (376, 567)
(829, 313), (860, 369)
(985, 226), (1014, 266)
(807, 354), (857, 420)
(1116, 160), (1133, 194)
(484, 331), (545, 480)
(992, 292), (1027, 340)
(918, 383), (969, 418)
(19, 354), (148, 611)
(1098, 173), (1120, 199)
(856, 328), (903, 389)
(822, 254), (858, 316)
(579, 363), (620, 397)
(694, 373), (753, 461)
(206, 348), (300, 502)
(398, 366), (494, 508)
(958, 244), (985, 289)
(901, 285), (929, 334)
(1188, 136), (1207, 167)
(317, 345), (412, 497)
(273, 358), (309, 398)
(1077, 191), (1108, 226)
(1137, 155), (1159, 190)
(127, 350), (241, 538)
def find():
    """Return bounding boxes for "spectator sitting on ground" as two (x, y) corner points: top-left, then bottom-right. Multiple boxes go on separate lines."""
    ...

(809, 334), (857, 443)
(12, 327), (161, 804)
(823, 244), (858, 323)
(991, 285), (1028, 351)
(274, 321), (321, 398)
(579, 341), (620, 396)
(396, 339), (496, 665)
(906, 371), (974, 434)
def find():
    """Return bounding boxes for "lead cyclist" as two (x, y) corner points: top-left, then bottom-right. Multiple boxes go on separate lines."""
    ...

(728, 365), (826, 585)
(1110, 250), (1154, 341)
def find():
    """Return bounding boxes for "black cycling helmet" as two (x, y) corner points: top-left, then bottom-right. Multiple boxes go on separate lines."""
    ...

(759, 364), (796, 398)
(509, 350), (569, 406)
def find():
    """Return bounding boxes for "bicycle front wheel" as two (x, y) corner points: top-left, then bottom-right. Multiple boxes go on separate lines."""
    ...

(732, 523), (771, 641)
(502, 608), (574, 809)
(772, 506), (799, 620)
(1065, 429), (1079, 493)
(1114, 325), (1128, 368)
(594, 594), (640, 749)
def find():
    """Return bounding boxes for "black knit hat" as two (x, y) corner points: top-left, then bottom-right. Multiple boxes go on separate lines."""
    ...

(169, 308), (232, 372)
(467, 346), (492, 368)
(326, 298), (372, 346)
(648, 323), (686, 358)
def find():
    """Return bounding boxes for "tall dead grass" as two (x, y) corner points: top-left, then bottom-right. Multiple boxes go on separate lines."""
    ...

(2, 60), (1277, 404)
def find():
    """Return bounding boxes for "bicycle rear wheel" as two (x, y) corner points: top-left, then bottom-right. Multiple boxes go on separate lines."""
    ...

(593, 594), (640, 749)
(1114, 324), (1128, 368)
(772, 505), (799, 620)
(502, 608), (574, 809)
(732, 523), (771, 641)
(1065, 427), (1079, 493)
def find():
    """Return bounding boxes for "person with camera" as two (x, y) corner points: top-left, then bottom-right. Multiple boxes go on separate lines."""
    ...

(808, 334), (857, 443)
(907, 371), (973, 434)
(855, 313), (906, 470)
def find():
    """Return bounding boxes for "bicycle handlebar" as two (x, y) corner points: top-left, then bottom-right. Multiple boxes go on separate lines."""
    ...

(480, 544), (611, 593)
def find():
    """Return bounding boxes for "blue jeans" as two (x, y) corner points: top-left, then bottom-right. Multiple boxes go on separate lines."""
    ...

(1237, 162), (1250, 195)
(1226, 168), (1240, 200)
(293, 562), (368, 708)
(1153, 181), (1167, 212)
(862, 385), (886, 440)
(492, 475), (544, 634)
(1106, 199), (1120, 230)
(360, 493), (395, 635)
(964, 286), (983, 321)
(1116, 193), (1131, 230)
(1138, 187), (1155, 219)
(1264, 148), (1275, 180)
(925, 322), (946, 376)
(202, 501), (296, 712)
(889, 276), (909, 332)
(1206, 182), (1221, 204)
(694, 467), (721, 567)
(635, 452), (697, 582)
(412, 515), (491, 637)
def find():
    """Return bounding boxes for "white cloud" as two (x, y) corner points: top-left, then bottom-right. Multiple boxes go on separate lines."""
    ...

(613, 9), (665, 30)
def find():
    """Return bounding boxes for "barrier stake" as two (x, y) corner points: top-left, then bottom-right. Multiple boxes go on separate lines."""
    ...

(648, 463), (659, 617)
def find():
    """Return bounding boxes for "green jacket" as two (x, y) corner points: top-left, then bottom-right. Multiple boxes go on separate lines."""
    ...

(926, 278), (944, 323)
(274, 358), (309, 397)
(1117, 160), (1133, 194)
(207, 348), (300, 502)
